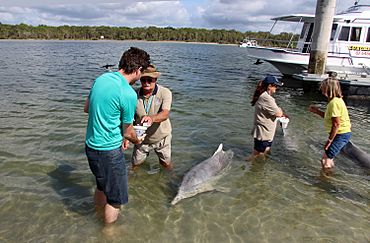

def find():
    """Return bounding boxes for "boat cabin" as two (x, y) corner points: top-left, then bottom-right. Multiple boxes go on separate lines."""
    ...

(290, 5), (370, 62)
(244, 4), (370, 76)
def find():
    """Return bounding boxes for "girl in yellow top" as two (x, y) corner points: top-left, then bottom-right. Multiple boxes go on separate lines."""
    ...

(309, 77), (351, 170)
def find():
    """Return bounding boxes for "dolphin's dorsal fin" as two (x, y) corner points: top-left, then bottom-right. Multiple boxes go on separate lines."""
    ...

(213, 143), (223, 156)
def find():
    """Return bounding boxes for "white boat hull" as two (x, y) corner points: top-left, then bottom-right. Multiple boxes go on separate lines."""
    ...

(243, 5), (370, 77)
(245, 46), (367, 76)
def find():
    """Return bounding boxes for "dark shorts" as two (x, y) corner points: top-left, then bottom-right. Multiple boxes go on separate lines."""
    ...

(85, 145), (128, 205)
(254, 138), (273, 153)
(325, 132), (351, 159)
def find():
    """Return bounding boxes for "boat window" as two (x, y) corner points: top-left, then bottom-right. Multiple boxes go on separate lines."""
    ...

(367, 27), (370, 42)
(300, 24), (308, 39)
(350, 27), (362, 42)
(330, 24), (338, 41)
(338, 26), (350, 41)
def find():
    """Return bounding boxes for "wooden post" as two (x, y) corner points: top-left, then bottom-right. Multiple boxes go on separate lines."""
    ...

(308, 0), (337, 74)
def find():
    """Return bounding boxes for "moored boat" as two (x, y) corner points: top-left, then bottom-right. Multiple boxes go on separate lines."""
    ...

(239, 38), (257, 48)
(244, 3), (370, 77)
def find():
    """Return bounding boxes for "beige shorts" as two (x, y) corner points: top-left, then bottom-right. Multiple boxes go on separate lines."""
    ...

(131, 134), (172, 166)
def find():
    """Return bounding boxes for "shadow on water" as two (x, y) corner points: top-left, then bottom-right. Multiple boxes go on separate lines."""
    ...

(48, 163), (93, 216)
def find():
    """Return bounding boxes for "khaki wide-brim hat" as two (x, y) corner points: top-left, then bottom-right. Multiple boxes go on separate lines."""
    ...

(141, 64), (161, 78)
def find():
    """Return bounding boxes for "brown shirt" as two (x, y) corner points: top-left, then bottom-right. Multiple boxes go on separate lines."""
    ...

(252, 91), (280, 141)
(135, 84), (172, 143)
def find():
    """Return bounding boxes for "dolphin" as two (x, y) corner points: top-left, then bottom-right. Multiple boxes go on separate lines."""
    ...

(101, 64), (115, 69)
(171, 143), (234, 205)
(341, 140), (370, 169)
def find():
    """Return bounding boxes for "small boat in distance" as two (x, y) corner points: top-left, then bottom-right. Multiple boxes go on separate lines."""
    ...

(244, 3), (370, 76)
(239, 38), (257, 48)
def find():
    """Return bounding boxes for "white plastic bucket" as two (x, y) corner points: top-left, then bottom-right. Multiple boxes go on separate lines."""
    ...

(133, 125), (147, 136)
(277, 117), (289, 129)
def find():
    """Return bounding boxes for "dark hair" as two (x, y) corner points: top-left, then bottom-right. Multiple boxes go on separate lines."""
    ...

(118, 47), (150, 74)
(251, 80), (269, 106)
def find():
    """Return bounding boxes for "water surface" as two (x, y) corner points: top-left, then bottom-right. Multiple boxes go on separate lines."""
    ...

(0, 40), (369, 242)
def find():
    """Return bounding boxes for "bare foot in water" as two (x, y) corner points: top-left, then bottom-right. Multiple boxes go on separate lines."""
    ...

(160, 161), (173, 170)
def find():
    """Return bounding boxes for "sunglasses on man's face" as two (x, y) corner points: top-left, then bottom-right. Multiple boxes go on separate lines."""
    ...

(140, 78), (156, 83)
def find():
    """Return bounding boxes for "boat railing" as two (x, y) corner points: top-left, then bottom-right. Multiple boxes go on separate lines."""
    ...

(361, 64), (370, 75)
(251, 37), (306, 50)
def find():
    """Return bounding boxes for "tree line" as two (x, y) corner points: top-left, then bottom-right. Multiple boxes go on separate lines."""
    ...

(0, 23), (298, 47)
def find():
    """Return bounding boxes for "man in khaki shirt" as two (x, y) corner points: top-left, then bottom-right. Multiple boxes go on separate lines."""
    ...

(131, 64), (173, 170)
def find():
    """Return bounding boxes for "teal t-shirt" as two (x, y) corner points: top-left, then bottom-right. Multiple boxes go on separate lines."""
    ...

(85, 72), (137, 150)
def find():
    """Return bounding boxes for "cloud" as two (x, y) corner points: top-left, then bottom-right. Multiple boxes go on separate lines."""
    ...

(0, 0), (367, 31)
(197, 0), (362, 32)
(36, 4), (107, 20)
(0, 0), (144, 7)
(0, 1), (190, 27)
(198, 0), (318, 31)
(118, 1), (190, 27)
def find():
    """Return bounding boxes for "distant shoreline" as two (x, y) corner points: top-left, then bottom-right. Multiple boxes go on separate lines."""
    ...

(0, 38), (238, 46)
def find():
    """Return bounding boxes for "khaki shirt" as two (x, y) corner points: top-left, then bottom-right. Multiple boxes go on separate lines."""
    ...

(252, 91), (280, 141)
(135, 84), (172, 143)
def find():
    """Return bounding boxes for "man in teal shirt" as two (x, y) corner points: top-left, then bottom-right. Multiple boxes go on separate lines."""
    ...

(84, 47), (150, 224)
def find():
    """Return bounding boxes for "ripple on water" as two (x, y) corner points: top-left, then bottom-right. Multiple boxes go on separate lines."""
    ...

(0, 41), (369, 242)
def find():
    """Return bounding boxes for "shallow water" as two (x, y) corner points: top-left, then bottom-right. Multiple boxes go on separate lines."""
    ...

(0, 40), (369, 242)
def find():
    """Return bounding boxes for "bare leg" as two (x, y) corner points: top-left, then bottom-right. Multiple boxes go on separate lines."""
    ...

(321, 153), (334, 177)
(246, 150), (265, 161)
(104, 204), (120, 224)
(93, 189), (121, 225)
(321, 153), (335, 169)
(130, 163), (141, 172)
(160, 160), (173, 170)
(94, 189), (107, 218)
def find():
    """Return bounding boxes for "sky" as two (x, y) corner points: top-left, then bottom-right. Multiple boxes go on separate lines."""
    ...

(0, 0), (367, 33)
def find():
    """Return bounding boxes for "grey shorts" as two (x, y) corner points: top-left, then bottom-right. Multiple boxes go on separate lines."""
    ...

(132, 134), (172, 166)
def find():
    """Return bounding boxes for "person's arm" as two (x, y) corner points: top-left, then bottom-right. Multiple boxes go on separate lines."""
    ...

(123, 123), (145, 145)
(324, 117), (340, 150)
(141, 89), (172, 126)
(140, 109), (170, 126)
(265, 94), (284, 118)
(275, 107), (283, 117)
(84, 97), (89, 113)
(309, 105), (325, 118)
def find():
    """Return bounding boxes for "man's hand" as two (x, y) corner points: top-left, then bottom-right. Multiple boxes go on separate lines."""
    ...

(140, 116), (153, 126)
(135, 134), (146, 144)
(122, 139), (130, 150)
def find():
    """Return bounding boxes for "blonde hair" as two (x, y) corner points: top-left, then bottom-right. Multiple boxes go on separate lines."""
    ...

(319, 77), (343, 100)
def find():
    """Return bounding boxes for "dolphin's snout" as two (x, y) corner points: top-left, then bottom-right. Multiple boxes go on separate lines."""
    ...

(171, 195), (182, 205)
